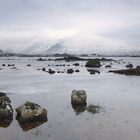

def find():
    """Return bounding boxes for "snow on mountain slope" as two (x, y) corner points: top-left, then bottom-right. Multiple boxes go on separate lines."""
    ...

(21, 43), (49, 55)
(45, 42), (67, 54)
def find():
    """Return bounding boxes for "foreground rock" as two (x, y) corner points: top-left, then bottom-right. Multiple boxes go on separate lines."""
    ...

(0, 92), (13, 127)
(16, 101), (48, 123)
(108, 66), (140, 76)
(85, 59), (101, 67)
(71, 90), (87, 105)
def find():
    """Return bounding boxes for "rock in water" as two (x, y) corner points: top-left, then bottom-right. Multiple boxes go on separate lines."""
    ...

(42, 67), (46, 71)
(0, 92), (13, 127)
(126, 64), (133, 68)
(16, 101), (47, 123)
(85, 59), (101, 67)
(105, 65), (112, 68)
(67, 69), (74, 74)
(71, 90), (87, 105)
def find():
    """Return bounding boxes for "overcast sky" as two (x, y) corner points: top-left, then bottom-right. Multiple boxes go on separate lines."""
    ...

(0, 0), (140, 52)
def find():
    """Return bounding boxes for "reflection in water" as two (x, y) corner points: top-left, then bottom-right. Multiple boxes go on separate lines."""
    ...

(71, 103), (101, 115)
(71, 103), (87, 115)
(16, 118), (48, 131)
(87, 69), (100, 75)
(0, 119), (13, 128)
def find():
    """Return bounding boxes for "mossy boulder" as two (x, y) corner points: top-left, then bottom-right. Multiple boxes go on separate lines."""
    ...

(71, 90), (87, 105)
(0, 92), (13, 127)
(85, 59), (101, 67)
(16, 101), (48, 123)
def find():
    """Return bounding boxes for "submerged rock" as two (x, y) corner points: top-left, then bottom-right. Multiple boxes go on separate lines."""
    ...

(0, 92), (13, 127)
(67, 69), (74, 74)
(85, 59), (101, 67)
(16, 101), (47, 123)
(71, 90), (87, 105)
(86, 104), (101, 114)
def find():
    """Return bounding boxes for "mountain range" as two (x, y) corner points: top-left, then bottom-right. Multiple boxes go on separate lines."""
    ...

(0, 42), (140, 56)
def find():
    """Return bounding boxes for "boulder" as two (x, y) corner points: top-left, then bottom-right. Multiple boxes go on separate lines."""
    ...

(67, 69), (74, 74)
(71, 90), (87, 105)
(16, 101), (47, 123)
(0, 92), (13, 127)
(85, 59), (101, 67)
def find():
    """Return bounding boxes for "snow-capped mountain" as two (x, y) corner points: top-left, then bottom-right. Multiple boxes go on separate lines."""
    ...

(21, 43), (49, 55)
(20, 42), (67, 55)
(45, 42), (67, 54)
